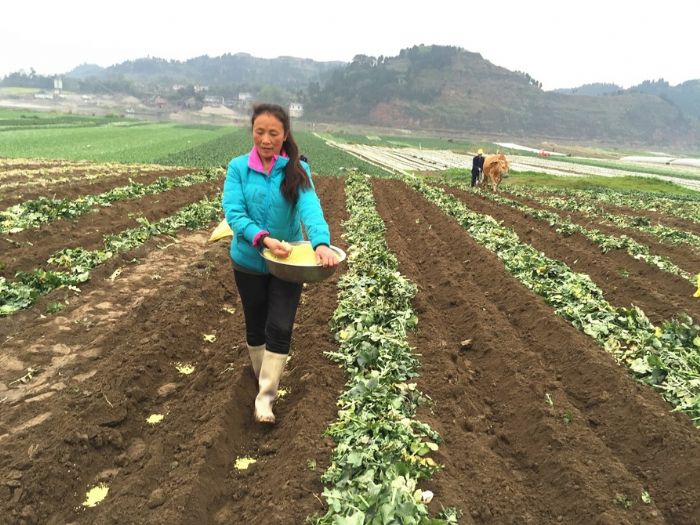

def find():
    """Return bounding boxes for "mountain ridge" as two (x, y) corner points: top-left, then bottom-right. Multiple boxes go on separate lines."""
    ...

(303, 45), (699, 146)
(3, 46), (698, 146)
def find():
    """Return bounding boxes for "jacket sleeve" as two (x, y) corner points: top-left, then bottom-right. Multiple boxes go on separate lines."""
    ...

(297, 167), (331, 249)
(222, 160), (265, 245)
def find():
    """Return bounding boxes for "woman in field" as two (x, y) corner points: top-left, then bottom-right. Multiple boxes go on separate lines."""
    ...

(222, 103), (337, 424)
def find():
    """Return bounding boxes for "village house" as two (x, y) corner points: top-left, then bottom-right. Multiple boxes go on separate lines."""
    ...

(204, 95), (224, 105)
(289, 102), (303, 118)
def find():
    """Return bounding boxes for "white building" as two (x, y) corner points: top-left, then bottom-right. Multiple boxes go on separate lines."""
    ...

(289, 102), (304, 118)
(53, 77), (62, 97)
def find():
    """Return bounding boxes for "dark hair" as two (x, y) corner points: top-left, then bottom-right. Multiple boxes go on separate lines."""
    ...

(251, 103), (310, 204)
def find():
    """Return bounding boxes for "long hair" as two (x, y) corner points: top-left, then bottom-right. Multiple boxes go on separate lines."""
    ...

(251, 103), (310, 204)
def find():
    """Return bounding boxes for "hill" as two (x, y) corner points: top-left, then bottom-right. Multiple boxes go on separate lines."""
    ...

(551, 83), (623, 96)
(304, 45), (699, 146)
(3, 46), (699, 146)
(627, 79), (700, 121)
(66, 63), (105, 78)
(64, 53), (343, 99)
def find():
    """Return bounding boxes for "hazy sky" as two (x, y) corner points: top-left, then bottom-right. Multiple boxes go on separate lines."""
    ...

(2, 0), (697, 90)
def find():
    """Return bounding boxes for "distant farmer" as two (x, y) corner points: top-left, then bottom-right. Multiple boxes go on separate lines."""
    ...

(222, 103), (337, 424)
(471, 148), (485, 187)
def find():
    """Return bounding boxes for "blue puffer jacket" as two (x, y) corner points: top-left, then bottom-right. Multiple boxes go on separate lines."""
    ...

(222, 151), (331, 273)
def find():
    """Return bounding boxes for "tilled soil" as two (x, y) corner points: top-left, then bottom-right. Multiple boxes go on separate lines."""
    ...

(494, 187), (700, 237)
(372, 178), (700, 524)
(0, 176), (345, 525)
(566, 198), (700, 237)
(0, 166), (195, 208)
(440, 184), (700, 323)
(1, 176), (699, 525)
(498, 189), (700, 278)
(0, 180), (222, 279)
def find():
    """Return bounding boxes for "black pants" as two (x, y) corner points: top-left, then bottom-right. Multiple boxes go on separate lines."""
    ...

(471, 170), (480, 187)
(234, 269), (303, 355)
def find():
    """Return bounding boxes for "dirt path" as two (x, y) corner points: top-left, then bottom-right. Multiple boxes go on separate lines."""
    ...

(0, 176), (346, 525)
(190, 175), (347, 525)
(372, 178), (700, 524)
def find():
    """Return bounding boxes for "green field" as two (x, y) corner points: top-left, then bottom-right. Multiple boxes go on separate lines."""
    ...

(1, 108), (698, 194)
(0, 87), (42, 95)
(0, 109), (393, 175)
(0, 116), (234, 163)
(440, 169), (700, 196)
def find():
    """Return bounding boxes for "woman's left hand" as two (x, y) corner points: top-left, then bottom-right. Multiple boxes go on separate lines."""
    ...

(315, 245), (339, 268)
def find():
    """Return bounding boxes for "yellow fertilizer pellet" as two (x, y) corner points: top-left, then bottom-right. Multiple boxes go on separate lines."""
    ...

(264, 243), (318, 266)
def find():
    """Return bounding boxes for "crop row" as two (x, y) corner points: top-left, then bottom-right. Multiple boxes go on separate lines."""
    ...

(154, 128), (252, 167)
(323, 142), (700, 191)
(0, 196), (221, 316)
(408, 176), (700, 425)
(548, 155), (700, 181)
(326, 142), (460, 174)
(0, 163), (191, 195)
(0, 158), (96, 171)
(503, 186), (700, 251)
(298, 133), (391, 177)
(0, 122), (233, 164)
(1, 167), (224, 233)
(152, 129), (391, 176)
(508, 155), (700, 190)
(0, 112), (123, 132)
(0, 160), (184, 182)
(441, 179), (694, 285)
(315, 173), (455, 523)
(516, 186), (700, 225)
(312, 131), (482, 153)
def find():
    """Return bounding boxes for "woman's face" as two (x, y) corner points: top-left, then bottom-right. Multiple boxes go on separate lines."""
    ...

(252, 112), (287, 164)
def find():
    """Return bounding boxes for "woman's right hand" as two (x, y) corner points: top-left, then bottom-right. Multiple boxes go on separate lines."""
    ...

(263, 237), (293, 258)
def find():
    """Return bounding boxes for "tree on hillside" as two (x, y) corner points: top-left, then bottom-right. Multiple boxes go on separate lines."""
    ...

(257, 85), (285, 104)
(516, 71), (542, 90)
(0, 69), (52, 89)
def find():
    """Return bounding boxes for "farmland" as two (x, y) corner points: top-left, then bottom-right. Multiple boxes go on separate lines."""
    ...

(1, 114), (700, 524)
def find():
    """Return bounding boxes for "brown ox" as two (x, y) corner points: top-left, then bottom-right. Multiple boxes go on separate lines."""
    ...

(481, 153), (509, 191)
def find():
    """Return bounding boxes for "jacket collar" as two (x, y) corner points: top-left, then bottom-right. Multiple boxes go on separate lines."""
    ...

(248, 147), (289, 175)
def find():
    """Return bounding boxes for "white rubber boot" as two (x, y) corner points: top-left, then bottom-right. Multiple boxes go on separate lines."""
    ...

(247, 343), (265, 379)
(254, 350), (287, 424)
